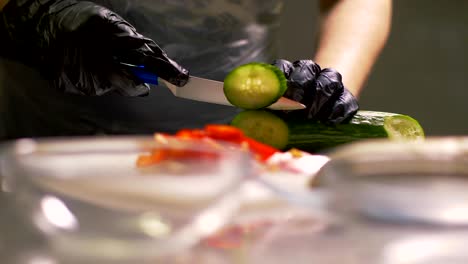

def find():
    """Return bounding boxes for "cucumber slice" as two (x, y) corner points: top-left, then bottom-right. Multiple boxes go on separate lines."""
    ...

(223, 63), (288, 110)
(231, 110), (425, 152)
(231, 110), (290, 149)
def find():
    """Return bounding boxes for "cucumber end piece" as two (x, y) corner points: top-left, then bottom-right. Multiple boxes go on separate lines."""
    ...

(384, 115), (425, 141)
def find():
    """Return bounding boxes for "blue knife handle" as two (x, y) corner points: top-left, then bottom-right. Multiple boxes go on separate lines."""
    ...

(119, 62), (159, 85)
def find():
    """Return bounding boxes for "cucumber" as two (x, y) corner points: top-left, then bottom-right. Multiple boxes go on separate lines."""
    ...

(223, 63), (288, 110)
(231, 110), (290, 149)
(231, 110), (425, 152)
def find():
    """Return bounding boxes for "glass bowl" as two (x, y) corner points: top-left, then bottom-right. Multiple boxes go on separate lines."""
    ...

(316, 136), (468, 225)
(238, 137), (468, 264)
(0, 136), (252, 262)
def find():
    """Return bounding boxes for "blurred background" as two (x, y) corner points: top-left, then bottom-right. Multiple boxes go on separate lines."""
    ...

(279, 1), (468, 136)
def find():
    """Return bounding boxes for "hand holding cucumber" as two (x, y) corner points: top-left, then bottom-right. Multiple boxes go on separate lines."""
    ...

(272, 59), (359, 125)
(223, 60), (359, 125)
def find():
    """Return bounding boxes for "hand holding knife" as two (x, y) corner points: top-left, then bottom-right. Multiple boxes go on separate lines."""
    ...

(119, 61), (306, 111)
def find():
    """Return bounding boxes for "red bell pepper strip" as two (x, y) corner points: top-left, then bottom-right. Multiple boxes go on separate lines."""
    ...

(175, 129), (207, 139)
(204, 124), (245, 143)
(136, 151), (167, 167)
(203, 124), (279, 160)
(242, 137), (278, 162)
(137, 125), (280, 167)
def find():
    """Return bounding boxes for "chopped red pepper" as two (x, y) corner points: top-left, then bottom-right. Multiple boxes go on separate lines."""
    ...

(175, 129), (207, 139)
(136, 151), (166, 167)
(154, 149), (218, 161)
(242, 137), (278, 162)
(203, 125), (279, 161)
(204, 124), (245, 143)
(137, 124), (280, 167)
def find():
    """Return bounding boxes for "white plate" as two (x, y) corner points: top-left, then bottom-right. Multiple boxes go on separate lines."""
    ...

(31, 150), (329, 214)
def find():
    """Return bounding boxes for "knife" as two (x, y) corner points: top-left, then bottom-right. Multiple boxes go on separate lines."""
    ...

(120, 62), (306, 111)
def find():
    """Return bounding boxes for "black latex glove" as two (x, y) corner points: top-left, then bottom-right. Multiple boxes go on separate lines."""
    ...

(0, 0), (189, 96)
(272, 59), (359, 124)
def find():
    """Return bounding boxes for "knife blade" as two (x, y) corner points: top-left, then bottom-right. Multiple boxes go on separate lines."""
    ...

(121, 62), (306, 111)
(163, 76), (306, 111)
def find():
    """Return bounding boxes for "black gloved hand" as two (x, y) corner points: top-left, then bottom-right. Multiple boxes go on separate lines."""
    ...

(273, 59), (359, 124)
(0, 0), (189, 96)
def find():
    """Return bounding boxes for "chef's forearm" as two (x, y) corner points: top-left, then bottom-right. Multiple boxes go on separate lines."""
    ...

(314, 0), (392, 96)
(0, 0), (9, 10)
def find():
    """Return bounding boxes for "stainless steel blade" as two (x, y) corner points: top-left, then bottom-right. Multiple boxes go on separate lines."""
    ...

(163, 76), (306, 111)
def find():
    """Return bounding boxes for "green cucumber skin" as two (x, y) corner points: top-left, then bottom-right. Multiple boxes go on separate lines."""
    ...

(232, 110), (424, 152)
(287, 119), (389, 152)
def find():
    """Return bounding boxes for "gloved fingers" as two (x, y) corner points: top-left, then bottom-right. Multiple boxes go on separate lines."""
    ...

(288, 60), (321, 88)
(63, 3), (190, 87)
(272, 59), (304, 101)
(106, 70), (151, 97)
(96, 13), (155, 51)
(1, 0), (160, 96)
(129, 41), (190, 87)
(276, 59), (321, 104)
(58, 67), (150, 96)
(307, 68), (344, 118)
(271, 58), (359, 124)
(272, 59), (294, 78)
(65, 3), (152, 51)
(318, 88), (359, 125)
(55, 46), (149, 96)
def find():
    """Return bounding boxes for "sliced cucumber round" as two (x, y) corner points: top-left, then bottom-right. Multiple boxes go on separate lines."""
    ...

(231, 110), (290, 150)
(223, 63), (288, 110)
